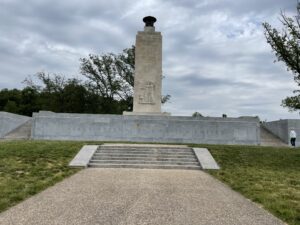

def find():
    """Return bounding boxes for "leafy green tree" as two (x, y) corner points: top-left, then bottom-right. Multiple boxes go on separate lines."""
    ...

(0, 89), (21, 110)
(0, 46), (170, 116)
(80, 45), (170, 112)
(192, 112), (203, 117)
(115, 46), (135, 87)
(23, 72), (85, 113)
(80, 47), (135, 113)
(19, 87), (40, 116)
(263, 5), (300, 111)
(4, 100), (18, 114)
(25, 72), (67, 112)
(60, 80), (88, 113)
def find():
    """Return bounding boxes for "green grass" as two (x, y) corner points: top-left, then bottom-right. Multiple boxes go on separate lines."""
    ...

(0, 141), (299, 225)
(190, 144), (300, 225)
(0, 140), (87, 212)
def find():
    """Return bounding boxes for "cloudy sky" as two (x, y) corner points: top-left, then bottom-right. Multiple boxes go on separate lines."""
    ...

(0, 0), (298, 120)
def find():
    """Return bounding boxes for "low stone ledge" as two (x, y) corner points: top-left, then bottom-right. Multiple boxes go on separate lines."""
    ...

(102, 143), (188, 148)
(31, 112), (260, 145)
(123, 111), (171, 116)
(69, 145), (98, 167)
(193, 148), (220, 170)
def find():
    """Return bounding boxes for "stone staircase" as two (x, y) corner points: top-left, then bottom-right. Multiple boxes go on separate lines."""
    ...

(3, 120), (32, 140)
(260, 126), (287, 147)
(88, 145), (201, 170)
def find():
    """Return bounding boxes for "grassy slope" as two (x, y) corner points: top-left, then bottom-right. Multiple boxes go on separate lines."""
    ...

(191, 144), (300, 225)
(0, 141), (84, 212)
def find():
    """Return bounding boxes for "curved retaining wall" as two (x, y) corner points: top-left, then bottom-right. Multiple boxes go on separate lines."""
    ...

(0, 112), (31, 138)
(31, 112), (260, 145)
(263, 119), (300, 145)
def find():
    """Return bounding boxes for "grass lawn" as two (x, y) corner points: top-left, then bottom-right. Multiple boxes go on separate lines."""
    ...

(190, 144), (300, 225)
(0, 141), (299, 225)
(0, 140), (87, 213)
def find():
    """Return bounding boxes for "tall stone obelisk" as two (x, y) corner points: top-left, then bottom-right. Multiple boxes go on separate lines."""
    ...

(125, 16), (166, 115)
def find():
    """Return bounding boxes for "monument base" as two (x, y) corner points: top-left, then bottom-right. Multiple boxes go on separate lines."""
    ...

(123, 111), (171, 116)
(31, 111), (260, 145)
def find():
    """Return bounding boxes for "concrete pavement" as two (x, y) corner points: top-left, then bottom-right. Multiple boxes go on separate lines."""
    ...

(0, 168), (285, 225)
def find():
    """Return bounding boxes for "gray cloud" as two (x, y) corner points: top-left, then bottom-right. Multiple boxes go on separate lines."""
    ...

(0, 0), (299, 120)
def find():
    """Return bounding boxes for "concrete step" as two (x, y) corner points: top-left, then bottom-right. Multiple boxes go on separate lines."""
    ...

(93, 153), (195, 158)
(98, 144), (190, 150)
(95, 150), (194, 155)
(88, 163), (201, 170)
(97, 147), (193, 150)
(89, 160), (199, 165)
(91, 156), (198, 161)
(97, 148), (193, 153)
(97, 149), (194, 154)
(3, 120), (32, 140)
(89, 145), (201, 170)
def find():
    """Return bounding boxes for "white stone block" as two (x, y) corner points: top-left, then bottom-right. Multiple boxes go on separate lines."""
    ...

(193, 148), (220, 170)
(69, 145), (98, 167)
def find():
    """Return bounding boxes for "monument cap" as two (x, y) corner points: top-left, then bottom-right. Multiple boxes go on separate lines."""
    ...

(143, 16), (157, 27)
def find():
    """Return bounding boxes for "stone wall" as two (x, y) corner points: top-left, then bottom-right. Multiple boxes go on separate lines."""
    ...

(0, 112), (31, 138)
(263, 119), (300, 145)
(31, 112), (260, 145)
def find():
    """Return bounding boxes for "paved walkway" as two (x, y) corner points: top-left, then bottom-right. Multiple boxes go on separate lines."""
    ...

(0, 169), (284, 225)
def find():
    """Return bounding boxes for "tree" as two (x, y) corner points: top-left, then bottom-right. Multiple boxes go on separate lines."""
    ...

(1, 46), (171, 116)
(80, 47), (134, 102)
(192, 112), (203, 117)
(80, 45), (170, 112)
(4, 100), (18, 114)
(263, 4), (300, 111)
(0, 89), (21, 111)
(19, 87), (40, 116)
(115, 46), (135, 87)
(23, 72), (90, 113)
(24, 72), (70, 112)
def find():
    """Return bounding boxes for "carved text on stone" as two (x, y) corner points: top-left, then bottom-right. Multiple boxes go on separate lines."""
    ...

(139, 82), (155, 104)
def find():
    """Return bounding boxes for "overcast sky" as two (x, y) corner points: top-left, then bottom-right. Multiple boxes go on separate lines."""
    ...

(0, 0), (298, 120)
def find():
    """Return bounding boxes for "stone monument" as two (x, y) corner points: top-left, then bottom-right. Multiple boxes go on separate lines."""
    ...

(124, 16), (169, 116)
(29, 16), (261, 146)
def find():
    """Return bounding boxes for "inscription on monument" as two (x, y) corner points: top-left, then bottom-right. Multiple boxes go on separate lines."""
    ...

(139, 82), (155, 104)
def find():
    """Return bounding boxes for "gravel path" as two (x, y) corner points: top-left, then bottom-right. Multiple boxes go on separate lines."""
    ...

(0, 168), (285, 225)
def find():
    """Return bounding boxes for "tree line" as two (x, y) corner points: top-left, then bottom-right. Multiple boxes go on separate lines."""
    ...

(0, 46), (170, 116)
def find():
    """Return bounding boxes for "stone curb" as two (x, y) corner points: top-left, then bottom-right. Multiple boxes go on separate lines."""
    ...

(69, 145), (98, 167)
(193, 148), (220, 169)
